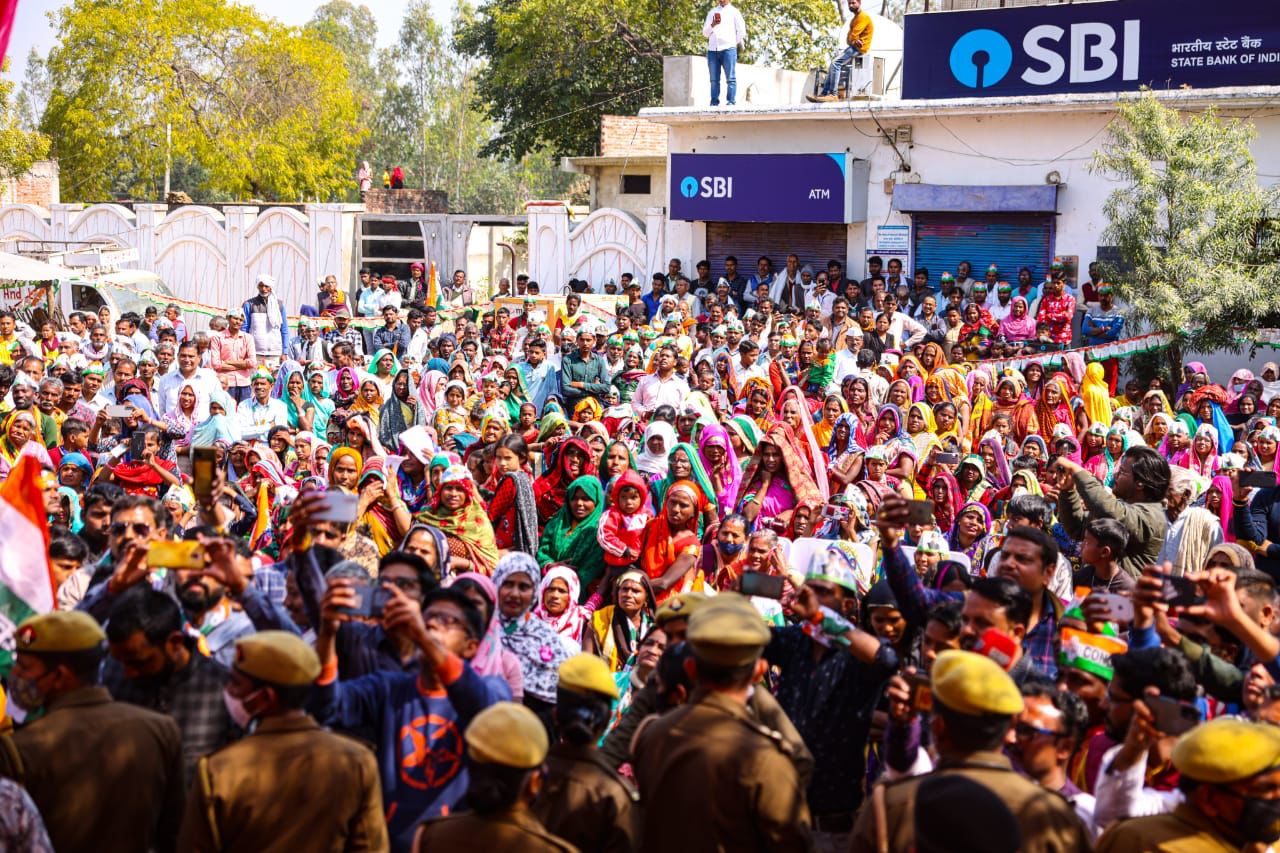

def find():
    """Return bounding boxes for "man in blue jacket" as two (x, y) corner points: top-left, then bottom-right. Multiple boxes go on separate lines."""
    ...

(311, 580), (508, 852)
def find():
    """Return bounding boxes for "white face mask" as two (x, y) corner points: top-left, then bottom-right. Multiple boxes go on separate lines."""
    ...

(222, 688), (255, 729)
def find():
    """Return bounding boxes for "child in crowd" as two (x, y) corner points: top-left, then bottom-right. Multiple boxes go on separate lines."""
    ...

(1074, 517), (1134, 596)
(802, 338), (836, 398)
(597, 470), (652, 570)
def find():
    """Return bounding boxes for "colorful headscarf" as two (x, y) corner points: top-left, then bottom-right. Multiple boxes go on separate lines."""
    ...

(698, 423), (742, 512)
(739, 423), (824, 516)
(537, 475), (607, 590)
(419, 465), (499, 575)
(532, 564), (589, 644)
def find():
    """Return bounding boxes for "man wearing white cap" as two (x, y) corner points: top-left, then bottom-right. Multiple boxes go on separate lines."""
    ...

(242, 274), (288, 367)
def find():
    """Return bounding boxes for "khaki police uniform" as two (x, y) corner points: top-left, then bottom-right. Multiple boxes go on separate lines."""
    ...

(414, 702), (578, 852)
(179, 715), (387, 852)
(1095, 717), (1280, 853)
(177, 631), (389, 852)
(849, 751), (1091, 853)
(849, 650), (1090, 853)
(534, 654), (639, 852)
(631, 594), (813, 852)
(415, 808), (578, 852)
(536, 743), (639, 853)
(6, 611), (185, 853)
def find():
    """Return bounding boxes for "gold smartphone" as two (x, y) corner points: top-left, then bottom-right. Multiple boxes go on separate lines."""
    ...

(146, 540), (206, 571)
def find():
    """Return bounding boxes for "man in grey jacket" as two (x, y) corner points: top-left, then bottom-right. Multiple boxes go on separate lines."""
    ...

(1055, 445), (1170, 579)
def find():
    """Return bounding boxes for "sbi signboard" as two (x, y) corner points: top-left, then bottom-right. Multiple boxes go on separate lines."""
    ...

(670, 153), (866, 224)
(904, 0), (1280, 100)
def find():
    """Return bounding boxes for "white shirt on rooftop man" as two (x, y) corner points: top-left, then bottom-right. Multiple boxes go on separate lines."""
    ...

(702, 1), (746, 51)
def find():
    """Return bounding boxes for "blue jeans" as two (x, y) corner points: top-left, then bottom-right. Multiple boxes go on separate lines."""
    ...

(821, 45), (858, 95)
(708, 47), (737, 105)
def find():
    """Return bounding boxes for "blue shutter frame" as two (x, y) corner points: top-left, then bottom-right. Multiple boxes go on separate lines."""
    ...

(911, 214), (1055, 286)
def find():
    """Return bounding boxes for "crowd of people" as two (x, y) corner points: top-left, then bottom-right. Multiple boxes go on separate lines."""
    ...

(0, 248), (1276, 853)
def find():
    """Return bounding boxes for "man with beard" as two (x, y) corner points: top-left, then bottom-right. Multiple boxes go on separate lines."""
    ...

(63, 485), (124, 581)
(103, 586), (232, 785)
(168, 542), (255, 667)
(57, 369), (96, 426)
(1056, 446), (1170, 579)
(78, 503), (254, 667)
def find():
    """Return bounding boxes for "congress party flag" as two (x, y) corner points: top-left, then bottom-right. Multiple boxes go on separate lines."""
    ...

(0, 455), (55, 673)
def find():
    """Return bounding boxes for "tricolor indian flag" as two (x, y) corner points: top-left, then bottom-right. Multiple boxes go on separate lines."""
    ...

(427, 262), (441, 309)
(0, 456), (55, 673)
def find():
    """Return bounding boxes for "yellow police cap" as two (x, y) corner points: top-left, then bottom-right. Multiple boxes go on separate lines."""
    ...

(465, 702), (548, 769)
(16, 611), (105, 654)
(655, 592), (709, 626)
(686, 593), (770, 667)
(233, 631), (321, 687)
(559, 653), (619, 699)
(931, 650), (1023, 717)
(1172, 718), (1280, 784)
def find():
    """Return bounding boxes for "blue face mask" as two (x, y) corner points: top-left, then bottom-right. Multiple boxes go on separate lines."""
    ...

(718, 540), (745, 557)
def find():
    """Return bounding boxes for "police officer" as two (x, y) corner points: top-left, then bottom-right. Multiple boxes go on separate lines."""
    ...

(534, 654), (640, 852)
(849, 650), (1091, 853)
(413, 702), (577, 852)
(1095, 718), (1280, 851)
(5, 611), (184, 853)
(632, 593), (813, 851)
(178, 631), (387, 851)
(600, 593), (813, 785)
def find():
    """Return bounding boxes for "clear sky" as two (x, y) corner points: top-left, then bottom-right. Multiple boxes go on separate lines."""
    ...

(6, 0), (452, 82)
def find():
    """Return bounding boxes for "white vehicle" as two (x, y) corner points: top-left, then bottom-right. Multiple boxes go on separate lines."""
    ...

(0, 248), (178, 329)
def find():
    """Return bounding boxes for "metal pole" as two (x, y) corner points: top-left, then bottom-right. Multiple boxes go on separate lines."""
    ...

(163, 123), (172, 198)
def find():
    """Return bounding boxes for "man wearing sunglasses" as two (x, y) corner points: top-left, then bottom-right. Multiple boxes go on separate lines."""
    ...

(1007, 683), (1097, 837)
(76, 494), (169, 622)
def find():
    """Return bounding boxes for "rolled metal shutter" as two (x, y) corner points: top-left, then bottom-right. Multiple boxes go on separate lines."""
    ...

(912, 213), (1054, 283)
(704, 222), (848, 278)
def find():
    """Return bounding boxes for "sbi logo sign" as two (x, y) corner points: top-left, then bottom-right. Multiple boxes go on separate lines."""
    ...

(680, 175), (734, 199)
(949, 20), (1140, 89)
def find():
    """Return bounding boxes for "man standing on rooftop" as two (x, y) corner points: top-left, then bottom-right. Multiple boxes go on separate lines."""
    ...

(703, 0), (747, 107)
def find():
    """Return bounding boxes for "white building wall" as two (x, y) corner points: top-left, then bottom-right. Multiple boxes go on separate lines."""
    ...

(661, 107), (1280, 278)
(0, 202), (359, 315)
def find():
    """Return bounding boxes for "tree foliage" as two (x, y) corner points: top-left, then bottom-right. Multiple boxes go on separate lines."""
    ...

(42, 0), (363, 201)
(1092, 91), (1280, 356)
(14, 50), (51, 133)
(456, 0), (838, 158)
(366, 0), (581, 213)
(0, 64), (50, 182)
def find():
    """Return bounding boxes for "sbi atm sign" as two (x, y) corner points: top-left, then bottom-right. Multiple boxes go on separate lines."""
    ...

(680, 175), (734, 200)
(671, 154), (868, 224)
(903, 0), (1279, 99)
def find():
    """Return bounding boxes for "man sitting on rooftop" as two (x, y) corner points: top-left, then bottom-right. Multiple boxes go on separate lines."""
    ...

(809, 0), (874, 103)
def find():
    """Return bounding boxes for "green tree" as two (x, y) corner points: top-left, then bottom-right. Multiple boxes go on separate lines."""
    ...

(1092, 91), (1280, 366)
(42, 0), (364, 201)
(0, 62), (50, 182)
(14, 50), (51, 133)
(368, 0), (581, 213)
(456, 0), (837, 159)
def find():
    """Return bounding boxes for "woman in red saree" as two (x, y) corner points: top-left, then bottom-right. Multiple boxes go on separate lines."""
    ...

(640, 479), (708, 605)
(531, 436), (595, 525)
(737, 423), (824, 531)
(775, 386), (829, 500)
